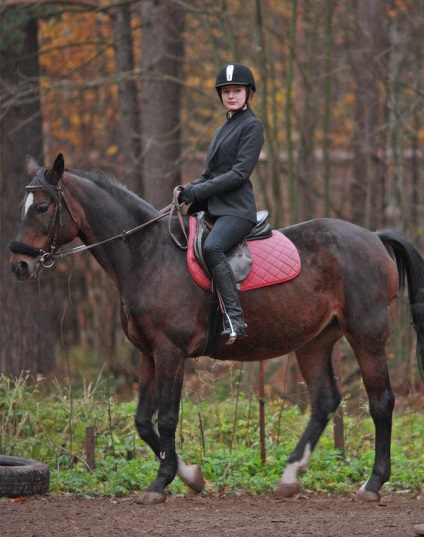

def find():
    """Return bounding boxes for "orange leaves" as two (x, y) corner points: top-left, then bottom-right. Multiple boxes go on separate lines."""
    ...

(38, 10), (117, 163)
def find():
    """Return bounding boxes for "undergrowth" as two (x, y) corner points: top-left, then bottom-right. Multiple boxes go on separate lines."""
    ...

(0, 373), (422, 498)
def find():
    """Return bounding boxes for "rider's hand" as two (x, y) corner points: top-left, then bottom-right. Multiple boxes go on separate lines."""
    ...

(178, 184), (196, 205)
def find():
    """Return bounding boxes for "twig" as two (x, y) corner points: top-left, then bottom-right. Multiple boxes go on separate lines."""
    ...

(60, 305), (74, 467)
(106, 376), (115, 456)
(230, 362), (243, 453)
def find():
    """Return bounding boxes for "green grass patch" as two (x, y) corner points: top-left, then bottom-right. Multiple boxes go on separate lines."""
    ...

(1, 373), (422, 498)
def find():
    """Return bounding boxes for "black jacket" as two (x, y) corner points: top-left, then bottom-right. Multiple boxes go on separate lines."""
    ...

(189, 108), (264, 224)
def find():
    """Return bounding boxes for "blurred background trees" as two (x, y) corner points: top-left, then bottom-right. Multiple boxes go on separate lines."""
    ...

(0, 0), (423, 401)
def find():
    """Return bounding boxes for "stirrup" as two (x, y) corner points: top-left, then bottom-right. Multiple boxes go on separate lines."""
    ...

(222, 313), (247, 345)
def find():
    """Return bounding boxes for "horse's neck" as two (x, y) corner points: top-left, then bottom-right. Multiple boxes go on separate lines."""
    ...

(67, 174), (159, 283)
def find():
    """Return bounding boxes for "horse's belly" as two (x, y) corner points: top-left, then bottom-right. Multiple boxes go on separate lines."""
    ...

(212, 310), (338, 362)
(220, 281), (338, 360)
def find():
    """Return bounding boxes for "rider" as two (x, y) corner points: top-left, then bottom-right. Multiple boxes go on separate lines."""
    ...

(178, 63), (264, 344)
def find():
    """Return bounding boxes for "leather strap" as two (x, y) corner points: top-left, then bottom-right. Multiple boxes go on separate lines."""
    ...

(168, 186), (189, 250)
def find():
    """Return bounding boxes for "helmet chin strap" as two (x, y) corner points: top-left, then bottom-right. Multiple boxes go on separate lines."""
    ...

(226, 104), (248, 120)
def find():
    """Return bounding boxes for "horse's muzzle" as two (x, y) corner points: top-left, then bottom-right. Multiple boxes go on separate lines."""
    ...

(10, 257), (42, 281)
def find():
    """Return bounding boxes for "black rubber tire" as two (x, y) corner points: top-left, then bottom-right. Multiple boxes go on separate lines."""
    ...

(0, 455), (50, 498)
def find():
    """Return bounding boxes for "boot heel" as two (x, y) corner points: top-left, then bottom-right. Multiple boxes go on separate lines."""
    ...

(226, 331), (237, 345)
(224, 313), (237, 344)
(222, 322), (247, 344)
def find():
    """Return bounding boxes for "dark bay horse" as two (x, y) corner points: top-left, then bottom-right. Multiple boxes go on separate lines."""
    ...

(10, 154), (424, 504)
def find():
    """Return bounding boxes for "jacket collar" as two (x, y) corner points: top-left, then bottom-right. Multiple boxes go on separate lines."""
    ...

(207, 108), (254, 164)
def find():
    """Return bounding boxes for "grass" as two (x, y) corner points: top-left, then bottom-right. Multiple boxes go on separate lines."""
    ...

(0, 373), (423, 498)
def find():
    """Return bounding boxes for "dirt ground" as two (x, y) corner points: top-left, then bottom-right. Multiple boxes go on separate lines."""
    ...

(1, 492), (423, 537)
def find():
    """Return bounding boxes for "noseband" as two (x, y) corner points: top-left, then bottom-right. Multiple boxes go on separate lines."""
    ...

(9, 183), (187, 269)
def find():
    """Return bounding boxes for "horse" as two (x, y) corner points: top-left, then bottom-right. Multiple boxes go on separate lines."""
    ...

(9, 153), (424, 505)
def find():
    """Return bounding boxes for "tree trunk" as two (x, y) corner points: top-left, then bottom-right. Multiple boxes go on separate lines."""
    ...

(385, 7), (407, 232)
(140, 0), (185, 208)
(254, 0), (282, 228)
(285, 0), (298, 224)
(410, 5), (422, 247)
(295, 0), (318, 223)
(322, 0), (334, 218)
(112, 2), (142, 193)
(0, 10), (56, 375)
(350, 0), (388, 229)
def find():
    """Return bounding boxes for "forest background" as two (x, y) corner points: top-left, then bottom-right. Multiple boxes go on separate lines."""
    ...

(0, 0), (423, 408)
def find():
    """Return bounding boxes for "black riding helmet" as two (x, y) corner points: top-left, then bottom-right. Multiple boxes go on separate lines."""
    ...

(215, 63), (256, 103)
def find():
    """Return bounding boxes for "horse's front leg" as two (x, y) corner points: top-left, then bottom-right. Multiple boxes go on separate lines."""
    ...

(136, 349), (203, 504)
(139, 350), (183, 504)
(135, 352), (160, 459)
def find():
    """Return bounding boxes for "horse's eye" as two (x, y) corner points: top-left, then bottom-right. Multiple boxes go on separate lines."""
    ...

(37, 204), (49, 214)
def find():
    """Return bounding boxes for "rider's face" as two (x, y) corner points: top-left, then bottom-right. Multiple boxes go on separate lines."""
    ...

(221, 85), (248, 114)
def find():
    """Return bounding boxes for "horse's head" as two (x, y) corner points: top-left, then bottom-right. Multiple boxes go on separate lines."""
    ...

(10, 153), (79, 281)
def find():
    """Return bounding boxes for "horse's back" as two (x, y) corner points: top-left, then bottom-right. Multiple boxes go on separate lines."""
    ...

(281, 218), (385, 249)
(281, 218), (397, 280)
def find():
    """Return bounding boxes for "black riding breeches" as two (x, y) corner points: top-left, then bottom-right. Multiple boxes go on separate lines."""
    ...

(202, 215), (254, 270)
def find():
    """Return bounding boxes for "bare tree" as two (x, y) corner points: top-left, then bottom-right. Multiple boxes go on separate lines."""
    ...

(294, 0), (319, 223)
(322, 0), (334, 218)
(111, 1), (142, 193)
(384, 1), (424, 238)
(140, 0), (185, 208)
(254, 0), (282, 228)
(410, 1), (423, 245)
(0, 7), (56, 375)
(285, 0), (298, 224)
(350, 0), (388, 229)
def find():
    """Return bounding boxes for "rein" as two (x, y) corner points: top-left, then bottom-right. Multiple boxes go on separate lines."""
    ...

(10, 185), (188, 269)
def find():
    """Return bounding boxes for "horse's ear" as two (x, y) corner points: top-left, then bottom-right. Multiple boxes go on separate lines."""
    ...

(48, 153), (65, 186)
(25, 155), (39, 177)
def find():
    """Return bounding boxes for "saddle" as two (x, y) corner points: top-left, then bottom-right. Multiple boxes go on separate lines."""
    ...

(188, 211), (301, 293)
(193, 210), (272, 283)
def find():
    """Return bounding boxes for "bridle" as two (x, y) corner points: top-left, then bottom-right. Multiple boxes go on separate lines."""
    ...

(9, 183), (188, 269)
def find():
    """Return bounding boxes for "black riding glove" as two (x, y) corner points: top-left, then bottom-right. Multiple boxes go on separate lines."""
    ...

(178, 184), (196, 205)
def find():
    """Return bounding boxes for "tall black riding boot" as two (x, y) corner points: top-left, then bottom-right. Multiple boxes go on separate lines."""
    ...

(210, 260), (247, 345)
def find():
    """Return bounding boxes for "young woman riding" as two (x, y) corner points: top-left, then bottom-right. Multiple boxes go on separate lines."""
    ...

(178, 63), (264, 344)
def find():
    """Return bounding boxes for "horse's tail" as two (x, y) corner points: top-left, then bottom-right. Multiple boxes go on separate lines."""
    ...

(377, 230), (424, 380)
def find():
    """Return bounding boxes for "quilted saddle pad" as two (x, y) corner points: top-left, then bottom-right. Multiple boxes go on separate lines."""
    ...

(187, 216), (301, 292)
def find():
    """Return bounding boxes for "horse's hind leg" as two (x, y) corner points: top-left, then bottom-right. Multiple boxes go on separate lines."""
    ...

(135, 352), (204, 503)
(342, 286), (395, 501)
(277, 328), (342, 498)
(350, 340), (394, 501)
(356, 358), (394, 502)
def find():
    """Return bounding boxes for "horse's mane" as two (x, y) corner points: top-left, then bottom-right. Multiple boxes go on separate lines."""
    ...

(65, 167), (159, 216)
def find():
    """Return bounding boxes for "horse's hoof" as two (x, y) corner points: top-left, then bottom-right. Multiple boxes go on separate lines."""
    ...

(136, 491), (167, 505)
(182, 465), (205, 494)
(187, 466), (205, 494)
(275, 482), (301, 499)
(414, 524), (424, 536)
(356, 487), (381, 502)
(177, 457), (205, 494)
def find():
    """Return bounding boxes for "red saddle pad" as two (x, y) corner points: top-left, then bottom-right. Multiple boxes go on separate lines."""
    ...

(187, 216), (301, 292)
